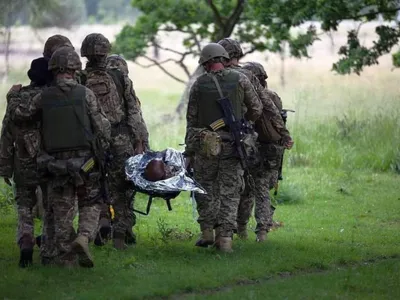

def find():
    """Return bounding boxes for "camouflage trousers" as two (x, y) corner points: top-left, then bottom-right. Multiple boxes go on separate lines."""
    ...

(15, 184), (38, 245)
(106, 132), (135, 236)
(194, 155), (244, 237)
(237, 143), (282, 232)
(43, 173), (101, 259)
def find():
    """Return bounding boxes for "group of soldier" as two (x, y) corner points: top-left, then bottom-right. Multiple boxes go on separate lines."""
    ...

(184, 39), (293, 252)
(0, 34), (292, 268)
(0, 34), (148, 268)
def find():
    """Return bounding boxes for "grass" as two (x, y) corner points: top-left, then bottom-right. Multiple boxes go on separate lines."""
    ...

(1, 26), (400, 299)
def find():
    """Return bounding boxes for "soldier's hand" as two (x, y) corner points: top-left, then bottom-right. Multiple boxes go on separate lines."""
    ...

(284, 137), (294, 150)
(4, 177), (12, 186)
(184, 157), (193, 170)
(134, 141), (144, 155)
(9, 84), (22, 93)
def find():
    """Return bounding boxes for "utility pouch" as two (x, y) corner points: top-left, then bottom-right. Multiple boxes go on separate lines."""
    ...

(23, 131), (40, 158)
(37, 152), (55, 177)
(47, 160), (68, 176)
(199, 130), (222, 157)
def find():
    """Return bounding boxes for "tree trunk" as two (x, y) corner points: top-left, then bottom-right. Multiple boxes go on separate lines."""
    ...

(2, 27), (12, 82)
(279, 42), (286, 88)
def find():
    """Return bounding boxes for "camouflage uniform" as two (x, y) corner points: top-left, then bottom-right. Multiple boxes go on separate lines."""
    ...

(218, 40), (291, 241)
(14, 47), (109, 267)
(39, 35), (75, 262)
(237, 62), (289, 239)
(81, 34), (145, 248)
(0, 56), (54, 267)
(106, 54), (149, 150)
(185, 43), (262, 251)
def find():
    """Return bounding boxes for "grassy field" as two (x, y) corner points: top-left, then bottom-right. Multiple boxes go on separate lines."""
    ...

(0, 23), (400, 299)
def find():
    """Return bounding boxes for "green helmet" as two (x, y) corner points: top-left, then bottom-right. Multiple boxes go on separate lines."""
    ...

(242, 62), (268, 79)
(81, 33), (111, 57)
(217, 38), (243, 59)
(48, 46), (82, 73)
(106, 54), (128, 75)
(198, 43), (230, 65)
(43, 35), (74, 59)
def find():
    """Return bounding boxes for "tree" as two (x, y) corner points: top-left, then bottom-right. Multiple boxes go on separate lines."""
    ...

(0, 0), (58, 80)
(114, 0), (400, 114)
(114, 0), (315, 114)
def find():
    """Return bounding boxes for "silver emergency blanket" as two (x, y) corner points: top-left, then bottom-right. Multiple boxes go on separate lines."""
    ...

(125, 148), (206, 195)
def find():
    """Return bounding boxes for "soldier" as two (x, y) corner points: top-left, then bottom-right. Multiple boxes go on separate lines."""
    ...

(241, 61), (291, 239)
(217, 38), (293, 242)
(106, 54), (149, 151)
(184, 43), (263, 252)
(14, 47), (109, 268)
(0, 57), (53, 267)
(80, 34), (146, 250)
(43, 34), (74, 59)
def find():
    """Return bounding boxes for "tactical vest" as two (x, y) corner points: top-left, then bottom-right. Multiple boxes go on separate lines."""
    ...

(196, 71), (243, 129)
(41, 85), (93, 153)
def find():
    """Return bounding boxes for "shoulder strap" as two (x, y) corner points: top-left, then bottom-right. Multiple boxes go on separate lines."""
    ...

(209, 73), (225, 98)
(107, 69), (125, 101)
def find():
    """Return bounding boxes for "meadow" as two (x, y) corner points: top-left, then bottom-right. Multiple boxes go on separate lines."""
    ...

(0, 23), (399, 299)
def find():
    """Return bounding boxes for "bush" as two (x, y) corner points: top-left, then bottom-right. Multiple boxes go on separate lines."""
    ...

(0, 183), (14, 215)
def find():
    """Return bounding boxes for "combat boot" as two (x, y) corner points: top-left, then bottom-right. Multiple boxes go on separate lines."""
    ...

(125, 228), (137, 246)
(113, 232), (127, 250)
(94, 218), (112, 246)
(215, 237), (233, 253)
(256, 230), (267, 242)
(195, 228), (214, 247)
(237, 224), (248, 240)
(71, 235), (94, 268)
(19, 234), (35, 268)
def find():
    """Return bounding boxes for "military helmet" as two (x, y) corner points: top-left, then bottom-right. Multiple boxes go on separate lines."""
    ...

(81, 33), (111, 57)
(217, 38), (243, 59)
(242, 62), (268, 79)
(48, 46), (82, 72)
(143, 159), (167, 182)
(43, 35), (73, 59)
(106, 54), (129, 75)
(198, 43), (230, 65)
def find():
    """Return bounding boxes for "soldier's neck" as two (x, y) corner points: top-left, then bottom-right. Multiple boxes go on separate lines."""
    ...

(207, 63), (224, 72)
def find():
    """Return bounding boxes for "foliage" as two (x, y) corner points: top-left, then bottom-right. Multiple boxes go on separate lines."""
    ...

(114, 0), (400, 80)
(84, 0), (140, 24)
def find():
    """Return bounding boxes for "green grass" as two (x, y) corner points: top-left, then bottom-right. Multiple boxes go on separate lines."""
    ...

(0, 65), (399, 299)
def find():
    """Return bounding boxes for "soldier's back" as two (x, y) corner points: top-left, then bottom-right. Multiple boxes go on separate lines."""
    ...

(85, 69), (124, 125)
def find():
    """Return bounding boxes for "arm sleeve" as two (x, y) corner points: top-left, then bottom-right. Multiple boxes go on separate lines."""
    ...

(184, 81), (200, 156)
(239, 73), (263, 121)
(124, 75), (147, 145)
(13, 92), (41, 122)
(0, 102), (14, 178)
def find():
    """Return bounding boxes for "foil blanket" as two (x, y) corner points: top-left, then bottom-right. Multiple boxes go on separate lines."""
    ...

(125, 148), (206, 194)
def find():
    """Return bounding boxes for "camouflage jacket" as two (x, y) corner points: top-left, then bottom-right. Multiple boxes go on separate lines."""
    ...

(83, 66), (145, 146)
(185, 68), (263, 156)
(0, 84), (43, 185)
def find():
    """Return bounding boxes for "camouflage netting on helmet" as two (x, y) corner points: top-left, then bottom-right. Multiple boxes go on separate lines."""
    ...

(198, 43), (230, 65)
(48, 47), (82, 72)
(43, 35), (74, 59)
(218, 38), (243, 59)
(107, 54), (128, 75)
(125, 148), (206, 194)
(242, 62), (268, 78)
(81, 33), (111, 57)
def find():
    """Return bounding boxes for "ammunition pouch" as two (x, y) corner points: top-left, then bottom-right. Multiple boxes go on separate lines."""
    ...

(199, 130), (222, 157)
(47, 157), (86, 186)
(37, 152), (55, 178)
(242, 132), (260, 166)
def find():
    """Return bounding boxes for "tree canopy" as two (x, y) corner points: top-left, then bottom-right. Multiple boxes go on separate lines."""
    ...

(114, 0), (400, 80)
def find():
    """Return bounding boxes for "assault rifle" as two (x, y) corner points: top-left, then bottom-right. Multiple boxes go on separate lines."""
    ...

(274, 109), (295, 195)
(209, 75), (250, 173)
